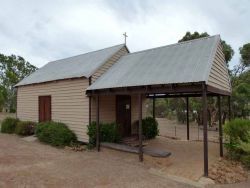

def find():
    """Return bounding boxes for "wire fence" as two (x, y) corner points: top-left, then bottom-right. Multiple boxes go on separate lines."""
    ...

(157, 118), (220, 142)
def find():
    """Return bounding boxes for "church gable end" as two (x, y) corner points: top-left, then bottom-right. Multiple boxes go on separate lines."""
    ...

(91, 46), (129, 83)
(207, 42), (231, 93)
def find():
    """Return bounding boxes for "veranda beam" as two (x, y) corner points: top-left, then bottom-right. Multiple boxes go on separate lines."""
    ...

(186, 97), (189, 140)
(218, 96), (223, 157)
(88, 83), (203, 96)
(202, 83), (208, 177)
(138, 94), (143, 162)
(96, 95), (100, 151)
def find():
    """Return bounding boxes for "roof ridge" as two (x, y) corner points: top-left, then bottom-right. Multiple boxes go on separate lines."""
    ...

(123, 35), (220, 57)
(48, 43), (125, 64)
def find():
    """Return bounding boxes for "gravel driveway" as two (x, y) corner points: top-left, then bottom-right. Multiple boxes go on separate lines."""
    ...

(0, 134), (196, 188)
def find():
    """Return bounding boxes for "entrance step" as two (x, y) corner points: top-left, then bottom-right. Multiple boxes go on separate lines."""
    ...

(101, 142), (171, 158)
(122, 135), (147, 147)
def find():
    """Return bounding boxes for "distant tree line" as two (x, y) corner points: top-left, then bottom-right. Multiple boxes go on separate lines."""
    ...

(0, 54), (37, 112)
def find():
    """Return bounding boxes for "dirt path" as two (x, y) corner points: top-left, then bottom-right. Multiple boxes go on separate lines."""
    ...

(0, 134), (196, 188)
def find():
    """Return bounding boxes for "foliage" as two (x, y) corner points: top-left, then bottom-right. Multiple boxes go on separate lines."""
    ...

(239, 43), (250, 67)
(1, 117), (19, 133)
(221, 40), (235, 64)
(142, 117), (159, 139)
(224, 119), (250, 168)
(178, 31), (209, 42)
(224, 119), (250, 144)
(87, 122), (121, 148)
(231, 70), (250, 118)
(0, 85), (7, 111)
(231, 43), (250, 82)
(0, 53), (37, 111)
(87, 122), (97, 148)
(35, 121), (77, 147)
(15, 121), (36, 136)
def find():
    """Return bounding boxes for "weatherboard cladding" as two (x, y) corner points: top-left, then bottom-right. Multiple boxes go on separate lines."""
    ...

(17, 78), (90, 142)
(15, 44), (125, 87)
(207, 42), (231, 92)
(87, 35), (223, 91)
(16, 47), (129, 142)
(91, 46), (129, 83)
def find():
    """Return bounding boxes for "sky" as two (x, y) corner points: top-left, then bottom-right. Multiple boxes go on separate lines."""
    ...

(0, 0), (249, 69)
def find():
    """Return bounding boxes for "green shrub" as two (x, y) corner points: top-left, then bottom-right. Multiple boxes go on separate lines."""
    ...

(35, 121), (77, 147)
(87, 122), (121, 148)
(224, 119), (250, 168)
(1, 117), (19, 133)
(87, 122), (97, 148)
(15, 121), (36, 136)
(224, 119), (250, 143)
(224, 119), (250, 157)
(142, 117), (159, 139)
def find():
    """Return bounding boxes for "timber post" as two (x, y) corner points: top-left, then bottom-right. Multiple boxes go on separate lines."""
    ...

(218, 96), (223, 157)
(138, 93), (143, 162)
(153, 94), (156, 119)
(202, 83), (208, 177)
(186, 97), (189, 140)
(96, 95), (100, 151)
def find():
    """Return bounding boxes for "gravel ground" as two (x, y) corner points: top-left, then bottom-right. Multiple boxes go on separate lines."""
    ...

(0, 114), (248, 187)
(0, 134), (196, 188)
(146, 137), (220, 181)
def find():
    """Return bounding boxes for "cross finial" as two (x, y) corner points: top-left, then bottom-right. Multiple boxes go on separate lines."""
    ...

(123, 32), (128, 44)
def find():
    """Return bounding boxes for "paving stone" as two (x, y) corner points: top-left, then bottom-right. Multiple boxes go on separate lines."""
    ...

(21, 135), (37, 142)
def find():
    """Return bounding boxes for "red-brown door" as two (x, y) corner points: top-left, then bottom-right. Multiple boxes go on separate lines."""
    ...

(39, 96), (51, 122)
(116, 95), (131, 137)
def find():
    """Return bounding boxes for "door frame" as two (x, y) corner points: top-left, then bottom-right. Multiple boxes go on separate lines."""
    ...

(38, 95), (51, 122)
(116, 95), (131, 137)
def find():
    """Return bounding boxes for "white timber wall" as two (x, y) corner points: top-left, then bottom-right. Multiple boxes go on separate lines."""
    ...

(91, 94), (147, 134)
(208, 43), (231, 92)
(17, 78), (89, 142)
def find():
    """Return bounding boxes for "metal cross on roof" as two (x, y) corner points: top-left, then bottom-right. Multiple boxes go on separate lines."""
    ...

(123, 32), (128, 44)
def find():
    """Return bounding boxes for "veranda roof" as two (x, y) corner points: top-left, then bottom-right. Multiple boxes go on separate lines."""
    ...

(87, 36), (220, 91)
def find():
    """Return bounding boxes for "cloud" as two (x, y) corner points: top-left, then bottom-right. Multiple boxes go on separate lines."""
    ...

(0, 0), (249, 68)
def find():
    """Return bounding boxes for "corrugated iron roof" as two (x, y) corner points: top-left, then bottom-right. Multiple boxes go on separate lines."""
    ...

(87, 35), (220, 91)
(16, 44), (125, 86)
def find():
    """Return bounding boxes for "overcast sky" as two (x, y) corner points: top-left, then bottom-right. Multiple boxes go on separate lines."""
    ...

(0, 0), (249, 68)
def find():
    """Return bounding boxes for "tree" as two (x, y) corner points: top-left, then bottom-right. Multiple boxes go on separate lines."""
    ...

(240, 43), (250, 67)
(230, 43), (250, 118)
(0, 54), (37, 112)
(231, 43), (250, 85)
(0, 85), (7, 111)
(179, 31), (234, 64)
(178, 31), (209, 42)
(231, 70), (250, 118)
